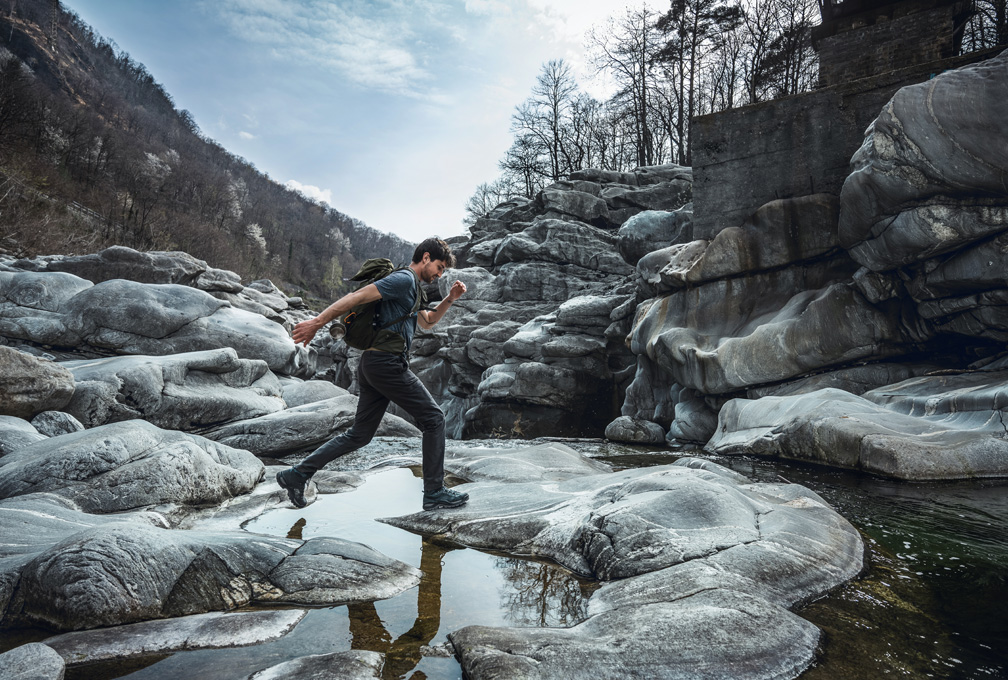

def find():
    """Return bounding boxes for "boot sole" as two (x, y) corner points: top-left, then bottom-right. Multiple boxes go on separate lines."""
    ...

(423, 498), (468, 511)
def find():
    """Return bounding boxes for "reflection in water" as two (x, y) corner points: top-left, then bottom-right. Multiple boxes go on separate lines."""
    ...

(347, 537), (449, 680)
(286, 517), (306, 540)
(495, 557), (593, 628)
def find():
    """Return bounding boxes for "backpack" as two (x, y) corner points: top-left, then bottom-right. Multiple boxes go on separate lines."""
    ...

(332, 258), (424, 353)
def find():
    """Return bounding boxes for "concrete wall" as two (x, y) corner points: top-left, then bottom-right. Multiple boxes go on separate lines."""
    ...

(817, 2), (969, 86)
(690, 49), (999, 240)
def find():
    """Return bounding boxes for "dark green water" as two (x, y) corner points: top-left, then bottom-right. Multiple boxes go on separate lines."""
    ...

(13, 440), (1008, 679)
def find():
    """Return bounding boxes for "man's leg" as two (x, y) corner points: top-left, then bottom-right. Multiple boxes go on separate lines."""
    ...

(363, 354), (467, 509)
(365, 353), (446, 491)
(277, 354), (390, 507)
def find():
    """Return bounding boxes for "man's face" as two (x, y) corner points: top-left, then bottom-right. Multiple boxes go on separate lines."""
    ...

(420, 255), (447, 283)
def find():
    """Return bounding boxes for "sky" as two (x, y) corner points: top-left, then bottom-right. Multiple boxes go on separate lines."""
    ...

(58, 0), (661, 244)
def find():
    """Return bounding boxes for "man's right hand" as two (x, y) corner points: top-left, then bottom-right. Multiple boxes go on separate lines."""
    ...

(292, 317), (323, 346)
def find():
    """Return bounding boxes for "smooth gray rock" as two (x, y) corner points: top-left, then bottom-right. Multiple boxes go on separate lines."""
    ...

(708, 386), (1008, 480)
(384, 459), (861, 581)
(0, 416), (46, 457)
(407, 457), (859, 680)
(164, 467), (362, 531)
(445, 442), (611, 482)
(0, 494), (420, 631)
(464, 320), (522, 369)
(62, 349), (285, 430)
(45, 609), (307, 664)
(620, 355), (680, 427)
(206, 395), (420, 456)
(616, 207), (694, 265)
(44, 246), (208, 286)
(0, 420), (264, 512)
(280, 379), (348, 407)
(630, 278), (914, 395)
(840, 51), (1008, 269)
(0, 346), (75, 419)
(28, 411), (84, 438)
(449, 589), (819, 680)
(904, 225), (1008, 301)
(668, 392), (719, 444)
(0, 642), (64, 680)
(249, 650), (383, 680)
(539, 188), (610, 225)
(0, 273), (311, 376)
(493, 218), (631, 275)
(604, 416), (667, 445)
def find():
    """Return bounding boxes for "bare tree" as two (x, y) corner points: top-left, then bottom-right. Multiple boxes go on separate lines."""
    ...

(589, 5), (663, 167)
(963, 0), (1008, 51)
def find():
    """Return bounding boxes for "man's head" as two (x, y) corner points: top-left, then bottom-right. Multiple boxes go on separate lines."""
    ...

(411, 237), (456, 283)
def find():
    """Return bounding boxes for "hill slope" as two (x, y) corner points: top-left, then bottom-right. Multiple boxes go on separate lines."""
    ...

(0, 0), (413, 302)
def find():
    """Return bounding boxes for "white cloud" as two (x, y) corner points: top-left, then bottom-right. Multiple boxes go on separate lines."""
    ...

(239, 131), (256, 140)
(285, 179), (332, 205)
(464, 0), (511, 17)
(209, 0), (451, 99)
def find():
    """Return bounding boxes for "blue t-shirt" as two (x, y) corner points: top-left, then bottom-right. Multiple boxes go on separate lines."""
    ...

(373, 269), (420, 354)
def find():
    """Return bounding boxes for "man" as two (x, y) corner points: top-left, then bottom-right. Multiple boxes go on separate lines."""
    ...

(276, 237), (469, 511)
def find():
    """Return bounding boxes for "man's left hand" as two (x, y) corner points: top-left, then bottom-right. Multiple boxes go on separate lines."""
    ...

(447, 280), (467, 301)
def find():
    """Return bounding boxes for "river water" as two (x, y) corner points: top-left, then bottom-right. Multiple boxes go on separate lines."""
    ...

(46, 439), (1008, 679)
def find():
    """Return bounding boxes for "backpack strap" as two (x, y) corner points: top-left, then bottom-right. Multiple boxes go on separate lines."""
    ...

(375, 269), (424, 331)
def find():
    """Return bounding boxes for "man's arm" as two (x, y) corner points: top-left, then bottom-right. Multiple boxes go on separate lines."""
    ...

(418, 280), (467, 330)
(292, 283), (382, 346)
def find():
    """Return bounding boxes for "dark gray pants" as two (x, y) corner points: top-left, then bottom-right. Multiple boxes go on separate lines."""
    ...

(293, 351), (445, 492)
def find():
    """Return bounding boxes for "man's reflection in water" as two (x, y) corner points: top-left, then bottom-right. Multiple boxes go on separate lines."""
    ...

(348, 537), (450, 680)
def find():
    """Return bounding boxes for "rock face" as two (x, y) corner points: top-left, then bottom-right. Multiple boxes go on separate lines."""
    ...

(384, 446), (862, 679)
(606, 49), (1008, 480)
(315, 165), (692, 440)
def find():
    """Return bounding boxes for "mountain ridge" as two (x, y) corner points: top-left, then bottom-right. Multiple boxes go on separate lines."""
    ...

(0, 0), (413, 304)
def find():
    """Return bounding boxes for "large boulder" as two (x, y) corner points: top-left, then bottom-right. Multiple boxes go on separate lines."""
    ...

(707, 380), (1008, 480)
(61, 349), (285, 431)
(0, 493), (420, 631)
(493, 218), (632, 275)
(387, 457), (860, 680)
(0, 420), (264, 512)
(629, 274), (918, 395)
(840, 50), (1008, 270)
(0, 272), (312, 376)
(45, 609), (306, 665)
(0, 416), (46, 457)
(0, 643), (64, 680)
(616, 206), (694, 266)
(0, 346), (75, 419)
(44, 245), (209, 286)
(206, 395), (420, 456)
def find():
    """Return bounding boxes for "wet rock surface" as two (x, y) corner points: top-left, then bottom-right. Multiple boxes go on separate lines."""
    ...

(248, 650), (383, 680)
(0, 493), (420, 632)
(44, 609), (308, 664)
(385, 451), (861, 679)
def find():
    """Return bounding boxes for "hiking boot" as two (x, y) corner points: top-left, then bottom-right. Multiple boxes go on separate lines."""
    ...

(423, 486), (469, 511)
(276, 468), (308, 509)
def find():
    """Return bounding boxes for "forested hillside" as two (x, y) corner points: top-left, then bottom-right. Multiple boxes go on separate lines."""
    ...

(0, 0), (413, 304)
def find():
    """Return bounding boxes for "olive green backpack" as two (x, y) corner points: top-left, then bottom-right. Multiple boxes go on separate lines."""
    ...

(331, 258), (424, 353)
